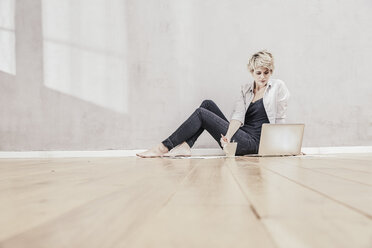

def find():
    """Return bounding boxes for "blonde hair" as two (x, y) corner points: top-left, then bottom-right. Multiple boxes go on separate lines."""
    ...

(247, 50), (274, 73)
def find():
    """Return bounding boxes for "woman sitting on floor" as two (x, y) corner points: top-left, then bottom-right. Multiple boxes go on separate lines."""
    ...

(137, 50), (290, 158)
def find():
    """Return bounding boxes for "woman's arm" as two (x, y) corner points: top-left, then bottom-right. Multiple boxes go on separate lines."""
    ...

(275, 80), (290, 123)
(230, 86), (246, 126)
(225, 120), (241, 141)
(220, 119), (242, 146)
(221, 84), (247, 146)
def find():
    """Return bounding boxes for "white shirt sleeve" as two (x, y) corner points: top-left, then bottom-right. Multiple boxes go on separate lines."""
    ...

(275, 80), (290, 124)
(230, 86), (245, 126)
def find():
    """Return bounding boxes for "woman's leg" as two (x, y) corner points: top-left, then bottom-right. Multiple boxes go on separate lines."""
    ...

(161, 106), (227, 150)
(137, 100), (223, 158)
(196, 100), (258, 154)
(138, 100), (258, 158)
(184, 99), (228, 148)
(162, 104), (258, 155)
(162, 100), (227, 150)
(230, 130), (259, 155)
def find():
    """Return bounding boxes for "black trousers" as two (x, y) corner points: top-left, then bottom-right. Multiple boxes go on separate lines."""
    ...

(162, 100), (258, 155)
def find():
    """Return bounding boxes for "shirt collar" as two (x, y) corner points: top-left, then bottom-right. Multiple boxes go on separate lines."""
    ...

(248, 79), (273, 93)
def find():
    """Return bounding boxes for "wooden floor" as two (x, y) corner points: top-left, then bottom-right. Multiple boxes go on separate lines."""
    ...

(1, 154), (372, 248)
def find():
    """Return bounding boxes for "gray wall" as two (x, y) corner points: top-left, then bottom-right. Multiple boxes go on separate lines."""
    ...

(1, 0), (371, 151)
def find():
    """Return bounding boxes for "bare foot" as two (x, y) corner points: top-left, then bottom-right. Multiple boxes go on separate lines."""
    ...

(163, 142), (191, 157)
(136, 143), (169, 158)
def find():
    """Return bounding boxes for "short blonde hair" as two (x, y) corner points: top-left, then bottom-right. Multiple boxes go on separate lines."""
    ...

(247, 50), (274, 73)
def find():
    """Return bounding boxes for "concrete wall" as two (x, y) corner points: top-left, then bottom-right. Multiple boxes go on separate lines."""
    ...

(0, 0), (371, 151)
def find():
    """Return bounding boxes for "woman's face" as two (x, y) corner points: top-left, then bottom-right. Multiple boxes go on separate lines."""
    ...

(251, 67), (272, 85)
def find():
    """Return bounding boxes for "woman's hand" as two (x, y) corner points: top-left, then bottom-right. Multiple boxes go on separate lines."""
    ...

(220, 134), (230, 148)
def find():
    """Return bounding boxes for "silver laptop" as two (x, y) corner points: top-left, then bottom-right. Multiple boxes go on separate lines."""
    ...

(245, 124), (305, 157)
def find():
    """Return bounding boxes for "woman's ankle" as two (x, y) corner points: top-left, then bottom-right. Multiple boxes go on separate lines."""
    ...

(158, 143), (169, 153)
(181, 142), (191, 150)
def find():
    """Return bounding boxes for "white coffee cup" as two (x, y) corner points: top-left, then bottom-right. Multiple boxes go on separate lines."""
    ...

(223, 142), (237, 157)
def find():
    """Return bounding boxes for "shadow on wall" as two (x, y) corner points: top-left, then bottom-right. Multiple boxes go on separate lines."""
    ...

(0, 0), (134, 150)
(0, 0), (16, 74)
(42, 0), (128, 114)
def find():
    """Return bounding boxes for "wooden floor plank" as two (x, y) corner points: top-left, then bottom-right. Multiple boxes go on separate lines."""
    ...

(0, 157), (194, 242)
(124, 159), (276, 248)
(227, 157), (372, 248)
(127, 205), (275, 248)
(278, 156), (372, 186)
(254, 156), (372, 218)
(295, 155), (372, 173)
(0, 182), (184, 248)
(1, 154), (372, 247)
(305, 167), (371, 186)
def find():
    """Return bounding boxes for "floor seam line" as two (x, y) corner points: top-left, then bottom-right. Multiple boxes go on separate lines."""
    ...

(299, 166), (372, 187)
(225, 161), (280, 248)
(261, 165), (372, 220)
(159, 162), (199, 208)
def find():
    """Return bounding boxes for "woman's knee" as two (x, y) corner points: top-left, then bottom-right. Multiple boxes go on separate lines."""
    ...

(195, 107), (210, 121)
(200, 99), (215, 109)
(195, 106), (206, 115)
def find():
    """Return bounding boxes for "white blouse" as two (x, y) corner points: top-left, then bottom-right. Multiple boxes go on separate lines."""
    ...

(230, 78), (290, 125)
